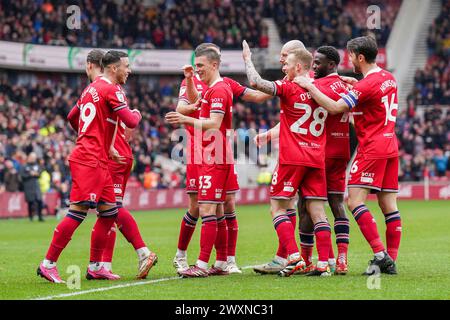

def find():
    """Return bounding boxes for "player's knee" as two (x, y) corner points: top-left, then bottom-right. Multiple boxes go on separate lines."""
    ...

(224, 195), (235, 213)
(97, 206), (118, 218)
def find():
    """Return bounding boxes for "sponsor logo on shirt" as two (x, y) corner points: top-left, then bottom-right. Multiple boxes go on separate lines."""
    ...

(211, 103), (223, 109)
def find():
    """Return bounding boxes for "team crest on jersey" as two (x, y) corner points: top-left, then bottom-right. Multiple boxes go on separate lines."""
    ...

(179, 86), (186, 97)
(115, 91), (125, 102)
(189, 179), (196, 188)
(89, 193), (97, 202)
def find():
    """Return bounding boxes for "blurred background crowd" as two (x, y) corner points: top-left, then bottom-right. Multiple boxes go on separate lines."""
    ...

(0, 0), (448, 198)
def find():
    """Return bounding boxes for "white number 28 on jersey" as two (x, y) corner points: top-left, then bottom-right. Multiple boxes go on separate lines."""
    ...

(79, 102), (96, 133)
(290, 103), (328, 137)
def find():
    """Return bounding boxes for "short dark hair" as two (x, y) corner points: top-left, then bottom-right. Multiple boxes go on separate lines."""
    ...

(346, 36), (378, 63)
(101, 50), (128, 68)
(316, 46), (340, 66)
(86, 49), (105, 66)
(194, 43), (221, 56)
(195, 48), (221, 63)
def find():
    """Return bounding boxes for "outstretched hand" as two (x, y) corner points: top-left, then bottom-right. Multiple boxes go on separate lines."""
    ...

(242, 40), (252, 61)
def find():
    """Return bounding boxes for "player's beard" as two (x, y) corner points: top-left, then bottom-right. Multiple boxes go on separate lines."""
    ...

(352, 62), (361, 74)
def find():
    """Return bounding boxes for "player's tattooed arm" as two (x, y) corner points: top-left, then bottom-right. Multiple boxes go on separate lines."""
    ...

(242, 40), (276, 96)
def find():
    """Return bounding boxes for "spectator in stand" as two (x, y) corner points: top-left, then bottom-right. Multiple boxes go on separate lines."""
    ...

(19, 152), (44, 221)
(3, 159), (20, 192)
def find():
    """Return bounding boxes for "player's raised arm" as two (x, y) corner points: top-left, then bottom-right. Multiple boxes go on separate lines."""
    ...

(294, 76), (349, 115)
(242, 40), (276, 96)
(182, 65), (199, 104)
(241, 88), (273, 103)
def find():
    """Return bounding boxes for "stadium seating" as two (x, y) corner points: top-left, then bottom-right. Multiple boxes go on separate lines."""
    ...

(399, 0), (450, 181)
(0, 0), (401, 49)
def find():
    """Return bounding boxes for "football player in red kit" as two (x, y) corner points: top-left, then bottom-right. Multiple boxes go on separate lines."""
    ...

(257, 46), (352, 275)
(37, 51), (142, 283)
(296, 36), (401, 275)
(64, 50), (157, 280)
(166, 47), (235, 277)
(173, 43), (274, 275)
(243, 40), (333, 276)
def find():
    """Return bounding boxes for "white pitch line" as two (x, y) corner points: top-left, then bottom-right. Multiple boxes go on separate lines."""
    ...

(32, 264), (263, 300)
(33, 276), (180, 300)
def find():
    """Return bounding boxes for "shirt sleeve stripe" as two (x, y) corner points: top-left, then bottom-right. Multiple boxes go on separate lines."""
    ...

(341, 95), (354, 110)
(348, 91), (358, 104)
(210, 110), (225, 114)
(113, 105), (127, 112)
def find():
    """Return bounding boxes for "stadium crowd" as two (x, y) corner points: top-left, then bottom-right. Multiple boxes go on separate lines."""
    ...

(0, 0), (448, 195)
(0, 0), (400, 49)
(400, 0), (450, 181)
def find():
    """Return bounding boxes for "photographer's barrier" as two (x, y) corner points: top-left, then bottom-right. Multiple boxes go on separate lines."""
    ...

(0, 182), (448, 218)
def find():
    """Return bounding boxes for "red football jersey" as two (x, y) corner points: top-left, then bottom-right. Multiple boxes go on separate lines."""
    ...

(199, 78), (234, 165)
(178, 75), (246, 164)
(275, 79), (327, 168)
(314, 74), (350, 160)
(69, 76), (128, 168)
(178, 75), (207, 164)
(341, 67), (399, 159)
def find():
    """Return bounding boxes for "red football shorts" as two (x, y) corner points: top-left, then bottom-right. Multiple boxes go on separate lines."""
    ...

(185, 163), (199, 194)
(348, 153), (399, 192)
(226, 164), (240, 194)
(197, 164), (232, 204)
(69, 161), (116, 208)
(325, 157), (348, 194)
(186, 163), (239, 194)
(108, 158), (133, 203)
(270, 164), (327, 200)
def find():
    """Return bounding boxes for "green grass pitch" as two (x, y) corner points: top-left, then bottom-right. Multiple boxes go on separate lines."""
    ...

(0, 200), (449, 300)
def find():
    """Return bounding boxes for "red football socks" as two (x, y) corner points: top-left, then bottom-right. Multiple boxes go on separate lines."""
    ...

(102, 226), (117, 263)
(314, 222), (332, 262)
(273, 215), (298, 257)
(352, 205), (385, 254)
(198, 215), (217, 264)
(215, 216), (228, 261)
(116, 207), (146, 250)
(90, 216), (116, 262)
(177, 211), (198, 251)
(224, 211), (238, 257)
(384, 211), (402, 260)
(45, 210), (86, 262)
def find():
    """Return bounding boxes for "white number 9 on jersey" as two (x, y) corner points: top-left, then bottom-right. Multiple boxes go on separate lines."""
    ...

(79, 102), (96, 133)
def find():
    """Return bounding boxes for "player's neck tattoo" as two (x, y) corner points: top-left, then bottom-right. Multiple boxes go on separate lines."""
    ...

(244, 58), (276, 96)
